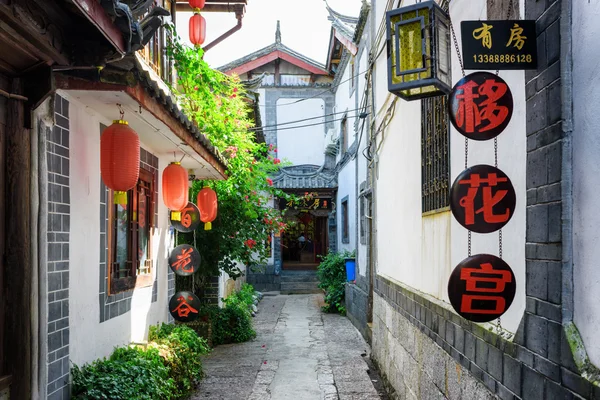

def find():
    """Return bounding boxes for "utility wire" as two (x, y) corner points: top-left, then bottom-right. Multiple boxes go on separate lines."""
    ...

(260, 114), (368, 133)
(249, 106), (366, 131)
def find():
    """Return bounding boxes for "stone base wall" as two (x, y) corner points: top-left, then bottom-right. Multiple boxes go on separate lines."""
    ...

(345, 274), (370, 343)
(372, 276), (595, 400)
(247, 264), (281, 292)
(372, 292), (496, 400)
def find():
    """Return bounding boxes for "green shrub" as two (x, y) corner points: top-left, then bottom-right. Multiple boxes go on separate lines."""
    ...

(71, 346), (176, 400)
(149, 324), (211, 397)
(317, 250), (354, 314)
(72, 324), (209, 400)
(211, 302), (256, 345)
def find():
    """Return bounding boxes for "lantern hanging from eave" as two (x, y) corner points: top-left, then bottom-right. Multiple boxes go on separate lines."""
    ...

(100, 119), (140, 204)
(197, 186), (217, 230)
(162, 162), (189, 221)
(386, 0), (452, 101)
(189, 13), (206, 47)
(188, 0), (205, 11)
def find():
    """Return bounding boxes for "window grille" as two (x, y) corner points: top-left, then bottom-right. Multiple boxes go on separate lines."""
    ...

(421, 95), (450, 213)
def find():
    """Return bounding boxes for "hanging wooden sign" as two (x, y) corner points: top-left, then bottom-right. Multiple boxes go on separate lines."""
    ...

(170, 202), (201, 233)
(461, 20), (537, 70)
(169, 291), (201, 322)
(168, 244), (201, 276)
(450, 165), (516, 233)
(448, 254), (516, 323)
(448, 71), (513, 141)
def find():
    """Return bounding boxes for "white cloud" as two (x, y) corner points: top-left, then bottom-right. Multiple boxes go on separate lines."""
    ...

(175, 0), (363, 69)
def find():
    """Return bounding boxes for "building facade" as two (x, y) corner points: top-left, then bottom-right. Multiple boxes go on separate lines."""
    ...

(364, 0), (600, 398)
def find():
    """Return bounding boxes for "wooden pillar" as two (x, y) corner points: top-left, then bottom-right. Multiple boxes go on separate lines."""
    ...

(4, 78), (32, 399)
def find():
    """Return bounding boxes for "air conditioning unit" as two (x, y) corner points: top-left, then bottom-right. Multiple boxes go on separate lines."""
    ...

(324, 128), (338, 155)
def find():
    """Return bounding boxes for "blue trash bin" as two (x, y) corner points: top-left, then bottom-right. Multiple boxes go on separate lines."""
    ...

(345, 258), (356, 282)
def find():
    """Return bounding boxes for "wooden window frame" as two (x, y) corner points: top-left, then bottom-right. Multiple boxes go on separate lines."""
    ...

(341, 196), (349, 244)
(341, 115), (348, 155)
(421, 95), (450, 214)
(107, 168), (155, 294)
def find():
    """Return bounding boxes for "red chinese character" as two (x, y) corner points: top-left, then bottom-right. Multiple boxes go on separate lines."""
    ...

(459, 173), (510, 226)
(456, 78), (510, 134)
(460, 262), (512, 314)
(172, 247), (194, 273)
(171, 295), (198, 318)
(181, 206), (194, 228)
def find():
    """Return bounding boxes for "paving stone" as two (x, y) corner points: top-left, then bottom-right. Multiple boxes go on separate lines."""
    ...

(194, 294), (384, 399)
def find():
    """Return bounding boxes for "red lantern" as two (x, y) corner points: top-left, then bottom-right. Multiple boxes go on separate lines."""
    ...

(100, 120), (140, 204)
(189, 13), (206, 46)
(162, 162), (189, 221)
(188, 0), (205, 10)
(197, 186), (217, 230)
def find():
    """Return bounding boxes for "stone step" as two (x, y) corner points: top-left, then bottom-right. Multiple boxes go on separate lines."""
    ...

(280, 281), (322, 295)
(280, 274), (319, 283)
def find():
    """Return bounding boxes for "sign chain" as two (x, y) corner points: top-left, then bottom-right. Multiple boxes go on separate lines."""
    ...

(450, 19), (466, 77)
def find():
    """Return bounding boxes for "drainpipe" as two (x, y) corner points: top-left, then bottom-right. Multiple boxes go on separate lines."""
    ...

(203, 13), (243, 52)
(560, 0), (574, 323)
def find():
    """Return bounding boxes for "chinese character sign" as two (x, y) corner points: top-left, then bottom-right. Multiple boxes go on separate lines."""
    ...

(448, 254), (516, 323)
(448, 72), (513, 141)
(278, 197), (333, 211)
(170, 202), (201, 233)
(169, 291), (201, 322)
(168, 244), (201, 276)
(461, 20), (537, 70)
(450, 165), (516, 233)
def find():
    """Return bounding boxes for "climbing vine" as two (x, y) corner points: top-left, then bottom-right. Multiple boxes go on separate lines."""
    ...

(166, 26), (301, 279)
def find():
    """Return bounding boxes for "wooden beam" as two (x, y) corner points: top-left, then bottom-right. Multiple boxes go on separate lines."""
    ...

(70, 0), (126, 56)
(224, 50), (330, 76)
(4, 77), (31, 400)
(55, 74), (227, 178)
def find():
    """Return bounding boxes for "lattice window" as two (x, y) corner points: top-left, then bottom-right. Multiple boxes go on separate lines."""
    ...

(421, 96), (450, 213)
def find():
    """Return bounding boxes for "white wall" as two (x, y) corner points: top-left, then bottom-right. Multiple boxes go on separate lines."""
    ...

(373, 0), (526, 333)
(67, 97), (172, 366)
(337, 165), (357, 252)
(573, 0), (600, 368)
(276, 98), (325, 165)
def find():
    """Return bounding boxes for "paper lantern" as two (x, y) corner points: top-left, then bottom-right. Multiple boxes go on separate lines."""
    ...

(162, 162), (189, 221)
(100, 120), (140, 204)
(189, 13), (206, 47)
(188, 0), (205, 10)
(386, 1), (452, 100)
(197, 186), (217, 230)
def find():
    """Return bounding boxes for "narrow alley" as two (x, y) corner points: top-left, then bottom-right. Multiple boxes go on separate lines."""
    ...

(193, 294), (387, 400)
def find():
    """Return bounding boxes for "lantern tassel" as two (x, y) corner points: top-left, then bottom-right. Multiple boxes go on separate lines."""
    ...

(114, 191), (127, 205)
(171, 211), (182, 221)
(204, 222), (212, 230)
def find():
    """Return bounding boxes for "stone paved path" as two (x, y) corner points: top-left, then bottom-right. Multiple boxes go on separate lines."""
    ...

(193, 294), (386, 400)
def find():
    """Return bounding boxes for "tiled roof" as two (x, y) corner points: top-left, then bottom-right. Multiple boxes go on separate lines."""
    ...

(217, 40), (329, 74)
(132, 58), (228, 170)
(326, 3), (360, 43)
(272, 165), (338, 190)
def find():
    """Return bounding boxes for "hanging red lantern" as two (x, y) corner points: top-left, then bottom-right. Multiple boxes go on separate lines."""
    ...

(162, 162), (189, 221)
(100, 119), (140, 205)
(197, 186), (217, 230)
(188, 0), (205, 10)
(189, 13), (206, 46)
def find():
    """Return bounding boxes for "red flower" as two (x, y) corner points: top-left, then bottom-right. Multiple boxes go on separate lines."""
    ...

(269, 144), (274, 151)
(245, 239), (257, 249)
(266, 178), (273, 186)
(273, 158), (281, 165)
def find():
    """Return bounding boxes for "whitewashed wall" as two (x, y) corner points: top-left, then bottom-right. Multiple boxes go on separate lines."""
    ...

(276, 98), (325, 165)
(572, 0), (600, 367)
(67, 98), (172, 366)
(374, 0), (526, 333)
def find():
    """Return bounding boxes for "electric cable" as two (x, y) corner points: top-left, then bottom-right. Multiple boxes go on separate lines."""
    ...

(248, 106), (365, 131)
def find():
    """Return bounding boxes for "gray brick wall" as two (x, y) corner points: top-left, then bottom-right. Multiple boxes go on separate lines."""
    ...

(99, 145), (159, 323)
(47, 94), (71, 400)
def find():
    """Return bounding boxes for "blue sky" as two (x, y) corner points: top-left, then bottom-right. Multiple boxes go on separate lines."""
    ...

(176, 0), (363, 69)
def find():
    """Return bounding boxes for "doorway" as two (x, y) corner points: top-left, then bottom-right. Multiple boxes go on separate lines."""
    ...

(281, 213), (328, 270)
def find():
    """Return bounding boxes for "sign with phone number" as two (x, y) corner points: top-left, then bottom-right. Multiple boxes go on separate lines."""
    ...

(461, 20), (537, 70)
